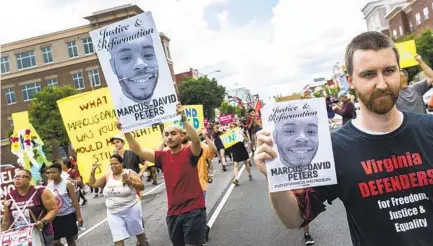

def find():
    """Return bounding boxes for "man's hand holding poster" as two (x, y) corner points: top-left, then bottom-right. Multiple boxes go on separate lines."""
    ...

(261, 98), (337, 192)
(89, 11), (178, 133)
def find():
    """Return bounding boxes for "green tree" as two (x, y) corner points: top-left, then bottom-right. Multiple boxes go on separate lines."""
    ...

(28, 85), (78, 160)
(239, 107), (247, 118)
(415, 29), (433, 68)
(329, 88), (340, 98)
(219, 101), (232, 115)
(178, 76), (226, 120)
(313, 91), (323, 98)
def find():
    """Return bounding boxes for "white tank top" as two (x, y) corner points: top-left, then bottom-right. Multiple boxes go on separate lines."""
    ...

(103, 169), (138, 213)
(46, 178), (75, 216)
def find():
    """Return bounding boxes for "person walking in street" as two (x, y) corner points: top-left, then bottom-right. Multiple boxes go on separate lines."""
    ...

(111, 135), (144, 174)
(120, 104), (207, 246)
(60, 158), (87, 207)
(68, 156), (87, 206)
(229, 122), (253, 185)
(333, 91), (357, 125)
(254, 31), (433, 245)
(46, 163), (83, 246)
(397, 55), (433, 114)
(88, 154), (148, 246)
(247, 108), (262, 154)
(213, 123), (228, 172)
(2, 169), (58, 246)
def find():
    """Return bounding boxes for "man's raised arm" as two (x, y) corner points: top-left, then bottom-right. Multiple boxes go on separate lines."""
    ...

(178, 104), (201, 156)
(416, 55), (433, 86)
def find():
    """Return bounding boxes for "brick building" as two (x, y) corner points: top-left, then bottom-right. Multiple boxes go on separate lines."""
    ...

(385, 0), (433, 39)
(362, 0), (408, 35)
(0, 4), (175, 164)
(175, 68), (199, 86)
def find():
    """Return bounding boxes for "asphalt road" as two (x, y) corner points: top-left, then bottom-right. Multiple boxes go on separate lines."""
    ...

(74, 159), (235, 246)
(207, 167), (353, 246)
(74, 155), (353, 246)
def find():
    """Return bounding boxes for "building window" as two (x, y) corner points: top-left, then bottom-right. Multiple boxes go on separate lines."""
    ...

(392, 29), (397, 38)
(399, 26), (403, 36)
(409, 21), (413, 32)
(1, 56), (10, 74)
(88, 69), (101, 87)
(83, 37), (94, 55)
(416, 13), (421, 25)
(163, 44), (171, 60)
(16, 51), (36, 70)
(423, 7), (429, 20)
(72, 72), (85, 90)
(4, 88), (16, 105)
(47, 78), (58, 87)
(22, 82), (41, 101)
(67, 41), (79, 58)
(41, 47), (53, 64)
(9, 118), (14, 128)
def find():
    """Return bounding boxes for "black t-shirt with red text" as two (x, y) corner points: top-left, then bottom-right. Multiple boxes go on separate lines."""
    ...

(298, 112), (433, 246)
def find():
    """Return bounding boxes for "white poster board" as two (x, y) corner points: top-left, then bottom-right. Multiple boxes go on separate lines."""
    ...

(89, 12), (178, 133)
(261, 98), (337, 192)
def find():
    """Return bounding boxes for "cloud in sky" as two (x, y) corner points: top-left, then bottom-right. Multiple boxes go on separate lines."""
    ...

(2, 0), (368, 102)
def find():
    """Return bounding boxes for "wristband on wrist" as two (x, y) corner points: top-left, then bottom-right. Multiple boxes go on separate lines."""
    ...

(181, 115), (187, 122)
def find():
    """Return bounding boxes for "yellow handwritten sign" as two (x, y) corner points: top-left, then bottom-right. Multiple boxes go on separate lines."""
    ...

(11, 111), (42, 142)
(396, 40), (419, 68)
(220, 127), (244, 149)
(57, 87), (163, 182)
(165, 105), (204, 130)
(11, 111), (47, 185)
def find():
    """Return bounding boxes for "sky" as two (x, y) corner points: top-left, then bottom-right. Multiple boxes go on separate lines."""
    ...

(2, 0), (370, 102)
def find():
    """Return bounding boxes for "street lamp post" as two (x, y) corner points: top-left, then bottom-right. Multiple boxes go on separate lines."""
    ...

(198, 69), (221, 77)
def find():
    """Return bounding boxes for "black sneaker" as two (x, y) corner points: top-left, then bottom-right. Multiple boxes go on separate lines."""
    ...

(304, 233), (315, 245)
(80, 199), (88, 207)
(248, 175), (253, 181)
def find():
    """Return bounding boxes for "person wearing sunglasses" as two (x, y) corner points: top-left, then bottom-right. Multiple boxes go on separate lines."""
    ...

(1, 169), (58, 245)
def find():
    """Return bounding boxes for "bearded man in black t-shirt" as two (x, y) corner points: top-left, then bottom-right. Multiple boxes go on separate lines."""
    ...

(255, 31), (433, 246)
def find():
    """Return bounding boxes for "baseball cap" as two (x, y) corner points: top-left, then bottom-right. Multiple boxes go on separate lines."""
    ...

(337, 91), (349, 98)
(110, 135), (125, 143)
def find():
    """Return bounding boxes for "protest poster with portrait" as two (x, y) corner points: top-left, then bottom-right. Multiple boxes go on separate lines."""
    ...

(262, 98), (337, 192)
(89, 11), (178, 133)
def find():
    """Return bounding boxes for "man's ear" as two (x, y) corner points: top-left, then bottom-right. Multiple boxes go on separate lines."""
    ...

(110, 58), (117, 75)
(347, 75), (353, 86)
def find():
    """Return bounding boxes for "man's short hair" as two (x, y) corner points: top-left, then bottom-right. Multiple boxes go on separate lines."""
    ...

(400, 69), (409, 76)
(345, 31), (400, 76)
(248, 108), (255, 113)
(164, 124), (183, 134)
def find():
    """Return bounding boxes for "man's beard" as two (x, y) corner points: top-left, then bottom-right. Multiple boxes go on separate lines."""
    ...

(358, 88), (399, 114)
